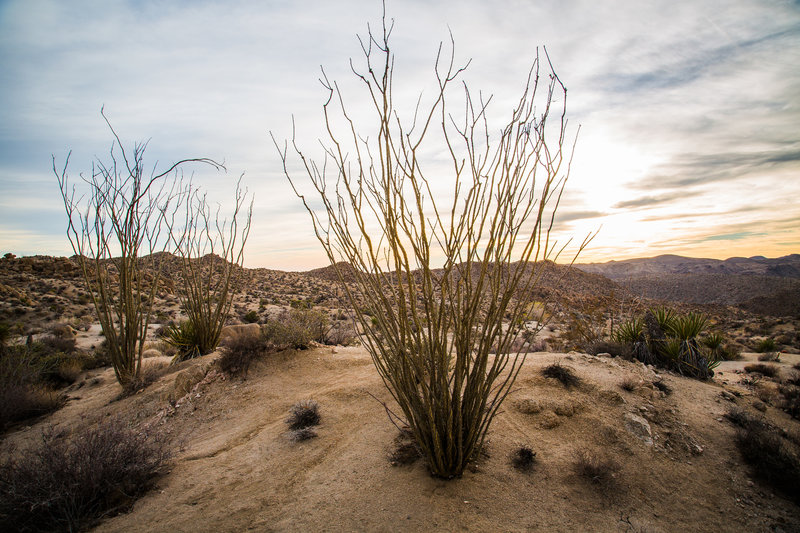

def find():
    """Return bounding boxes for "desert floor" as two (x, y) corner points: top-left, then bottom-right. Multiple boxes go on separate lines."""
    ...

(5, 337), (800, 533)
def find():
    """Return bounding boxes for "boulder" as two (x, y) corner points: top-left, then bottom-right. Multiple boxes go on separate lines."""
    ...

(624, 412), (653, 446)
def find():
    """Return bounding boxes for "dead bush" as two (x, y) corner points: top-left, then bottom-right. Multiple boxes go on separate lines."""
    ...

(389, 428), (422, 466)
(0, 383), (64, 430)
(541, 362), (581, 389)
(725, 408), (800, 502)
(217, 331), (267, 377)
(744, 363), (779, 378)
(511, 445), (537, 471)
(618, 376), (640, 392)
(573, 448), (620, 486)
(286, 399), (320, 431)
(0, 418), (170, 531)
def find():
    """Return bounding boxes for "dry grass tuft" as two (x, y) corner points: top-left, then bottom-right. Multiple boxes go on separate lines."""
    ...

(618, 376), (640, 392)
(573, 448), (620, 486)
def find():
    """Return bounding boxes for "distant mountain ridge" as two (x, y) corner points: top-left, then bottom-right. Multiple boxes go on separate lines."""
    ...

(575, 254), (800, 316)
(575, 254), (800, 280)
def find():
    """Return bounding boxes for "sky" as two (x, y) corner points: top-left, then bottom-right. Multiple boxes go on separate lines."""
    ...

(1, 0), (798, 270)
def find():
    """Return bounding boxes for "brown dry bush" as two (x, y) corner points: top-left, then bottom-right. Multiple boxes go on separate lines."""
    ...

(541, 362), (581, 389)
(286, 399), (320, 431)
(216, 331), (266, 377)
(744, 363), (779, 378)
(573, 448), (620, 486)
(0, 418), (170, 532)
(618, 376), (640, 392)
(511, 445), (537, 471)
(725, 408), (800, 502)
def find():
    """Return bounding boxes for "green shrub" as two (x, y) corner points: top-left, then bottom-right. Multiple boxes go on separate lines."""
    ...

(242, 310), (260, 324)
(755, 338), (777, 353)
(0, 419), (170, 531)
(612, 318), (644, 344)
(615, 307), (720, 379)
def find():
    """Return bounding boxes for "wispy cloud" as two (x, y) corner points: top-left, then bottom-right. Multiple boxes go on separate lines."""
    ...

(0, 0), (799, 268)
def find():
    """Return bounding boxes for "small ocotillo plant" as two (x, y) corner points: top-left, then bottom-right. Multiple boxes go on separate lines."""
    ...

(275, 10), (586, 478)
(55, 108), (223, 387)
(169, 176), (253, 361)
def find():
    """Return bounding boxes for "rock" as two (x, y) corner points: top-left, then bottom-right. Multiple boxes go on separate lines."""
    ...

(624, 412), (653, 446)
(597, 352), (611, 358)
(164, 364), (209, 403)
(719, 390), (737, 402)
(752, 400), (767, 412)
(219, 323), (261, 342)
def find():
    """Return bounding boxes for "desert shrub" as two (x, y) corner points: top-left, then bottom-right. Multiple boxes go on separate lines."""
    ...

(242, 310), (260, 324)
(289, 427), (318, 442)
(0, 419), (170, 532)
(286, 399), (320, 431)
(618, 376), (640, 392)
(217, 331), (266, 376)
(725, 408), (800, 502)
(324, 322), (358, 346)
(652, 379), (672, 395)
(541, 362), (581, 388)
(162, 320), (202, 363)
(511, 445), (537, 471)
(755, 338), (777, 353)
(615, 308), (719, 379)
(778, 382), (800, 419)
(263, 307), (329, 350)
(588, 339), (631, 358)
(572, 448), (620, 485)
(757, 351), (780, 362)
(40, 334), (76, 354)
(744, 363), (779, 378)
(0, 383), (64, 430)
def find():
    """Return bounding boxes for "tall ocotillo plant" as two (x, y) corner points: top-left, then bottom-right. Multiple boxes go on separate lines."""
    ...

(275, 12), (586, 478)
(169, 176), (253, 360)
(54, 109), (223, 387)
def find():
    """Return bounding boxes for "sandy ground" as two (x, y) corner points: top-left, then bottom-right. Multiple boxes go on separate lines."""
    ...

(5, 345), (800, 533)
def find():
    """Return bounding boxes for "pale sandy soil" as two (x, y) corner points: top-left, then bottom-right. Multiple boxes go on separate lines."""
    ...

(5, 342), (800, 533)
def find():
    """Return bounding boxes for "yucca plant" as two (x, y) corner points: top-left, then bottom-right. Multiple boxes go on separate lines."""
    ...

(162, 320), (202, 363)
(651, 307), (677, 333)
(613, 318), (644, 344)
(669, 312), (707, 340)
